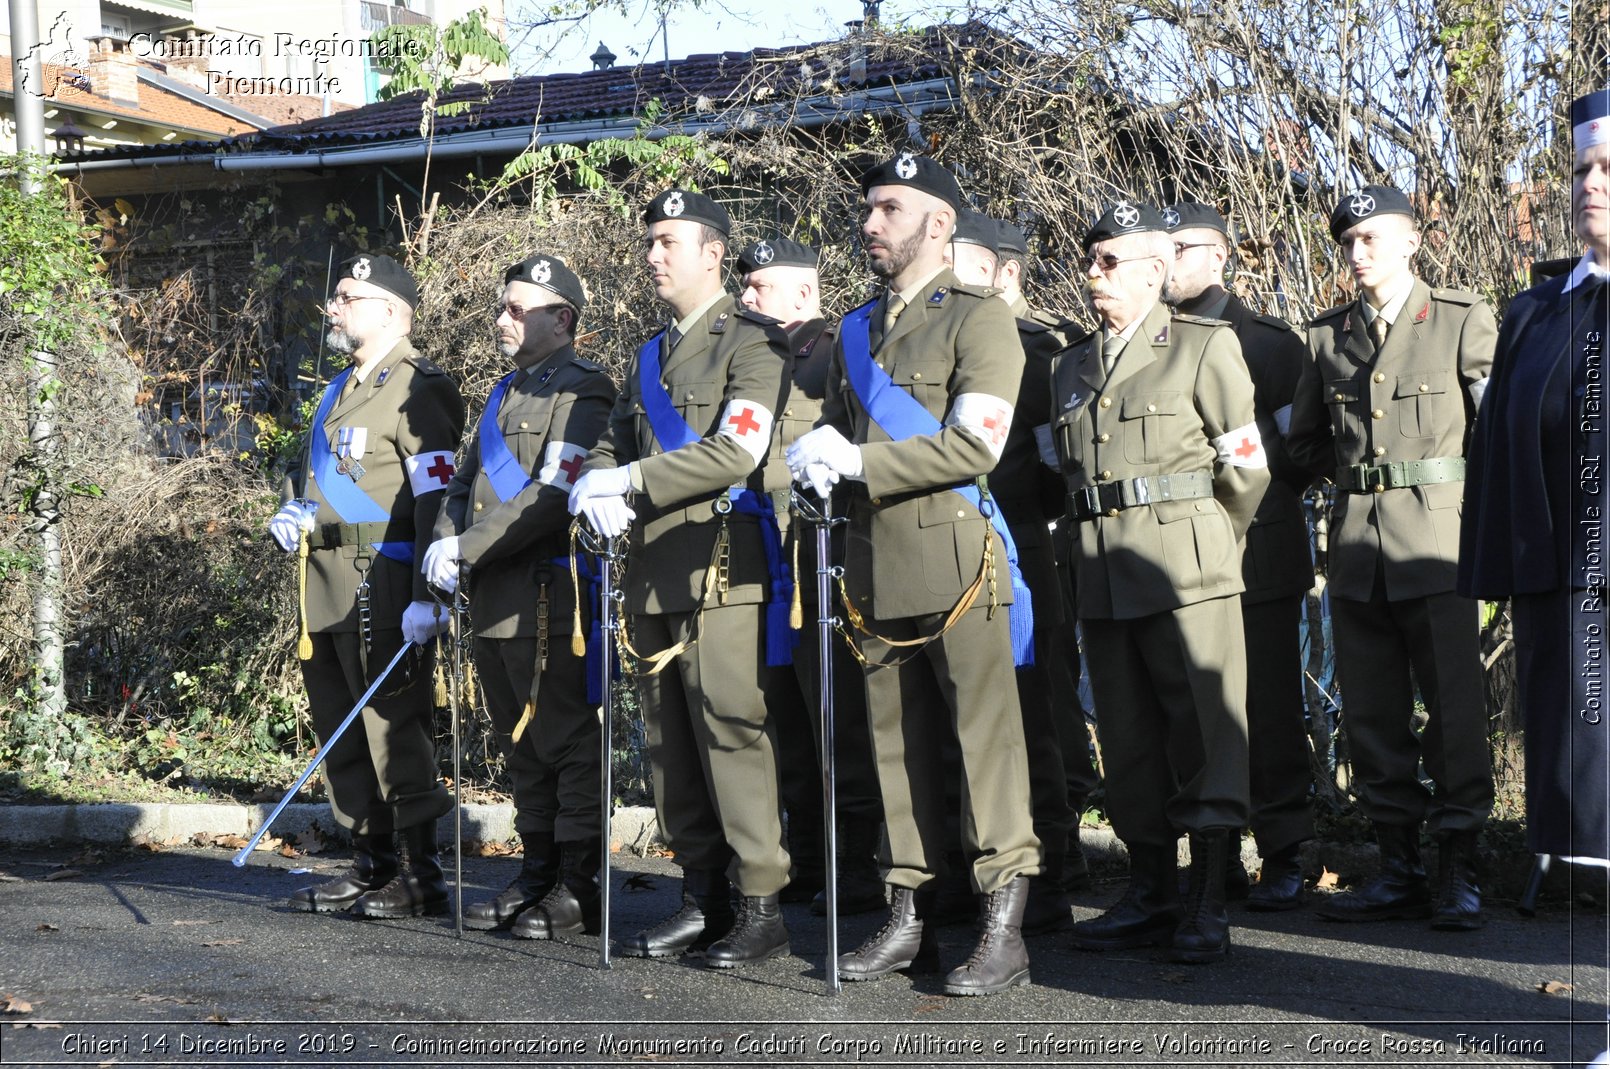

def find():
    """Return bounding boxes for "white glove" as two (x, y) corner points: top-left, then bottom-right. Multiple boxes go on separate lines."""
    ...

(268, 501), (315, 552)
(580, 495), (636, 538)
(400, 600), (450, 646)
(802, 462), (839, 498)
(786, 426), (864, 482)
(568, 465), (634, 515)
(422, 536), (462, 593)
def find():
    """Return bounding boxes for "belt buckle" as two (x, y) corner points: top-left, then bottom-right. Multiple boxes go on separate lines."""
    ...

(320, 522), (342, 548)
(1071, 486), (1100, 519)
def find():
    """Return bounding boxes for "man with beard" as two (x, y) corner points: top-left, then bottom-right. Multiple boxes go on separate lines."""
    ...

(1052, 202), (1266, 964)
(568, 190), (795, 968)
(267, 253), (465, 918)
(736, 236), (887, 917)
(1162, 202), (1316, 910)
(1287, 186), (1496, 929)
(787, 154), (1039, 996)
(421, 254), (615, 938)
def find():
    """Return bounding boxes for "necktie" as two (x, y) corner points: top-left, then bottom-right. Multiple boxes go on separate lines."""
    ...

(882, 294), (906, 338)
(341, 372), (361, 400)
(665, 324), (683, 354)
(1371, 315), (1390, 353)
(1102, 333), (1126, 375)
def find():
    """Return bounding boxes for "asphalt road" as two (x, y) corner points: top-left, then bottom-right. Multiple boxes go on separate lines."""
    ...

(0, 843), (1606, 1068)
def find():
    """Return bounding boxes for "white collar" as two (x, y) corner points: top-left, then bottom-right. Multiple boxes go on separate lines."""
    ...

(1563, 251), (1610, 293)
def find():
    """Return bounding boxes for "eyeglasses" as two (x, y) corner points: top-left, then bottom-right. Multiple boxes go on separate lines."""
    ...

(1078, 252), (1161, 274)
(494, 303), (566, 319)
(1172, 241), (1221, 259)
(325, 293), (389, 309)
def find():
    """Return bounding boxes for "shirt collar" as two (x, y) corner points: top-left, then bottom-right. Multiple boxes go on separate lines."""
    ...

(1564, 251), (1610, 293)
(1363, 274), (1416, 326)
(673, 290), (729, 339)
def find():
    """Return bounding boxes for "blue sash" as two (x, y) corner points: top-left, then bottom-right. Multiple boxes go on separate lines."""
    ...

(637, 331), (798, 665)
(839, 300), (1033, 665)
(559, 553), (610, 705)
(479, 372), (533, 503)
(308, 368), (414, 564)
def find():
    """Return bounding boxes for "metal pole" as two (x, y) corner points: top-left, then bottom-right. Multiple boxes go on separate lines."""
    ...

(448, 578), (467, 938)
(233, 642), (416, 867)
(597, 535), (619, 970)
(798, 488), (843, 996)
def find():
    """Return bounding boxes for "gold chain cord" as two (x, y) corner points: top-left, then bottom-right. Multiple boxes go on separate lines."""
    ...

(836, 524), (997, 670)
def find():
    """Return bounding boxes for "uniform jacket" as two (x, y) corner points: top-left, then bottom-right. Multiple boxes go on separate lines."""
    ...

(765, 317), (838, 609)
(1050, 300), (1267, 620)
(1459, 273), (1604, 597)
(434, 346), (616, 639)
(1218, 293), (1316, 604)
(292, 338), (466, 633)
(819, 269), (1026, 620)
(582, 294), (791, 615)
(1286, 279), (1496, 601)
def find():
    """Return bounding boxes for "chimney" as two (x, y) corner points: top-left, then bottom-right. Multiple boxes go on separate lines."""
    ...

(87, 36), (139, 106)
(590, 41), (616, 70)
(159, 31), (212, 86)
(863, 0), (881, 29)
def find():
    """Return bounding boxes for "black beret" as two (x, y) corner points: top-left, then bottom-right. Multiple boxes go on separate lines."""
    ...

(503, 252), (587, 313)
(736, 236), (818, 275)
(993, 219), (1029, 258)
(952, 209), (999, 253)
(1572, 88), (1610, 148)
(1163, 201), (1229, 237)
(860, 152), (963, 212)
(338, 253), (418, 309)
(1328, 185), (1414, 242)
(642, 188), (730, 237)
(1083, 200), (1167, 248)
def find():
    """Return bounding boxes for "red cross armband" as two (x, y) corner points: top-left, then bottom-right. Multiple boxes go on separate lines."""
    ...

(945, 392), (1014, 463)
(1212, 422), (1269, 469)
(716, 399), (774, 464)
(539, 441), (590, 490)
(405, 450), (458, 494)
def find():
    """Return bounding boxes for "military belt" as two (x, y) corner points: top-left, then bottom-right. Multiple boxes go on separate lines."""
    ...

(306, 521), (401, 550)
(1338, 456), (1465, 494)
(1067, 470), (1214, 522)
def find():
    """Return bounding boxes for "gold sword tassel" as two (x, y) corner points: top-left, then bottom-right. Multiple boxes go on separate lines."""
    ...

(296, 528), (314, 661)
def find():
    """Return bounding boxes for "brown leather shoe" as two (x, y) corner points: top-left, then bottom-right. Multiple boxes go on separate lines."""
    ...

(943, 876), (1031, 995)
(837, 885), (939, 981)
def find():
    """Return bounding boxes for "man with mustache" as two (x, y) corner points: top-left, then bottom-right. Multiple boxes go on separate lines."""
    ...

(421, 253), (615, 938)
(1051, 201), (1267, 964)
(266, 253), (464, 918)
(787, 154), (1039, 995)
(1287, 186), (1496, 929)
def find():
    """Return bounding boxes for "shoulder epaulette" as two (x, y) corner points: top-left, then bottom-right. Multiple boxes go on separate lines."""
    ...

(1430, 288), (1482, 306)
(1310, 303), (1351, 325)
(570, 356), (606, 373)
(1066, 326), (1098, 348)
(1252, 312), (1298, 333)
(1028, 308), (1074, 330)
(402, 353), (448, 376)
(1016, 317), (1053, 334)
(950, 282), (998, 299)
(735, 307), (782, 326)
(1171, 313), (1229, 327)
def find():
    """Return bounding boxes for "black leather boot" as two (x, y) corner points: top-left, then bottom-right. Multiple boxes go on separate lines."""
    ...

(1172, 830), (1231, 963)
(617, 869), (734, 958)
(512, 840), (601, 940)
(464, 832), (557, 931)
(1316, 823), (1431, 922)
(350, 821), (449, 919)
(289, 832), (398, 912)
(1177, 833), (1250, 901)
(811, 818), (887, 916)
(943, 876), (1032, 995)
(1247, 841), (1305, 912)
(837, 885), (940, 981)
(705, 893), (790, 967)
(1021, 847), (1073, 934)
(780, 816), (825, 904)
(1430, 830), (1484, 931)
(1070, 842), (1180, 950)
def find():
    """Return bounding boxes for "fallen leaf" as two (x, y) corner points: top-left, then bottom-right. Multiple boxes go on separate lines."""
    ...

(171, 920), (215, 927)
(34, 924), (58, 933)
(1537, 980), (1574, 995)
(275, 842), (301, 859)
(133, 993), (197, 1005)
(207, 1011), (240, 1025)
(135, 840), (166, 853)
(213, 834), (249, 850)
(913, 995), (948, 1014)
(201, 939), (244, 947)
(1315, 867), (1339, 890)
(43, 869), (83, 882)
(1, 994), (33, 1014)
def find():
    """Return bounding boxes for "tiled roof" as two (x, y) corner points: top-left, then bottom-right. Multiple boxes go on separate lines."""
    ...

(57, 22), (1009, 161)
(0, 56), (263, 139)
(217, 93), (356, 129)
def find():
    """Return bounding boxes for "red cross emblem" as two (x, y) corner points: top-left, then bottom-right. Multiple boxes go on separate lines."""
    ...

(425, 455), (456, 485)
(1234, 437), (1259, 459)
(557, 453), (586, 486)
(726, 406), (762, 436)
(982, 410), (1009, 445)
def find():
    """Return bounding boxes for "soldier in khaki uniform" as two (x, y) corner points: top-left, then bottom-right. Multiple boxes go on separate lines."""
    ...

(787, 154), (1039, 996)
(1163, 202), (1316, 910)
(736, 236), (887, 917)
(997, 221), (1104, 892)
(1286, 186), (1496, 929)
(568, 190), (795, 968)
(422, 254), (615, 939)
(267, 254), (464, 918)
(1052, 202), (1268, 964)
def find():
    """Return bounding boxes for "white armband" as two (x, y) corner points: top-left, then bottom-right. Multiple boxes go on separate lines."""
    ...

(405, 450), (458, 494)
(716, 400), (774, 464)
(945, 392), (1014, 462)
(1212, 422), (1268, 469)
(538, 441), (590, 490)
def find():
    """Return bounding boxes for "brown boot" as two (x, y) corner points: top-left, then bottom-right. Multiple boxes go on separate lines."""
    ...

(943, 876), (1032, 996)
(288, 832), (397, 913)
(349, 822), (448, 919)
(837, 885), (940, 981)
